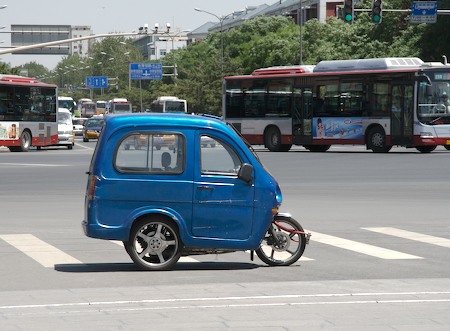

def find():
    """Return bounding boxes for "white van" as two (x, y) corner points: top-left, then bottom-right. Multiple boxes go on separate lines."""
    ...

(57, 108), (74, 149)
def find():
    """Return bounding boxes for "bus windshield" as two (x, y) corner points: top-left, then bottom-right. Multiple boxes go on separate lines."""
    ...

(418, 72), (450, 124)
(165, 101), (186, 112)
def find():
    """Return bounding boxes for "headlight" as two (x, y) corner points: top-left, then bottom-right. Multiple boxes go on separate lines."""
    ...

(420, 132), (434, 138)
(276, 185), (282, 205)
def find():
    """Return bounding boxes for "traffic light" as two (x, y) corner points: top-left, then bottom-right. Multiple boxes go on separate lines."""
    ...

(343, 0), (354, 23)
(371, 0), (382, 24)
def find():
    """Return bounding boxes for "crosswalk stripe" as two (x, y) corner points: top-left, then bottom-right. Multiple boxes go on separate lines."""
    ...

(363, 227), (450, 248)
(0, 234), (82, 267)
(310, 231), (422, 260)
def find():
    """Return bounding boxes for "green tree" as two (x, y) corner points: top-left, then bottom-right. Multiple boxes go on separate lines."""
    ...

(16, 61), (49, 79)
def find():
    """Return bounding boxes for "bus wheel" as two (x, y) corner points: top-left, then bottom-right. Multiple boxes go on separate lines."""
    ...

(305, 145), (330, 152)
(444, 145), (450, 150)
(265, 127), (282, 152)
(416, 145), (437, 153)
(20, 130), (32, 152)
(367, 127), (391, 153)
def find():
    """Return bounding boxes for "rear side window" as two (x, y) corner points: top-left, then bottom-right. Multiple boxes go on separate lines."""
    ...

(115, 133), (184, 174)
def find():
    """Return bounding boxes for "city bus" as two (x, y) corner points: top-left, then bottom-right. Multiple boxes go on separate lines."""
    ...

(149, 96), (187, 113)
(0, 74), (58, 152)
(223, 57), (450, 153)
(80, 101), (96, 118)
(108, 98), (132, 114)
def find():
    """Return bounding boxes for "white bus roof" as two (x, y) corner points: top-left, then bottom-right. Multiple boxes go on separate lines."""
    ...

(156, 96), (184, 101)
(313, 57), (424, 72)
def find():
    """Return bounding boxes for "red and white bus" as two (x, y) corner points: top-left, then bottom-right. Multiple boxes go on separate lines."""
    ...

(0, 75), (58, 152)
(223, 57), (450, 153)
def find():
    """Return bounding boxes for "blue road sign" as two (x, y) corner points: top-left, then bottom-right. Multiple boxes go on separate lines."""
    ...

(85, 76), (108, 88)
(130, 63), (163, 80)
(411, 1), (438, 23)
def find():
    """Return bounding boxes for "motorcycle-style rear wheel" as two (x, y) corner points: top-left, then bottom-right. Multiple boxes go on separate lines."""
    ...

(256, 216), (306, 266)
(125, 217), (182, 271)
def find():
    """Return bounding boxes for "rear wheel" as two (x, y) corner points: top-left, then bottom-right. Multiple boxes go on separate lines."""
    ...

(265, 126), (282, 152)
(367, 127), (391, 153)
(126, 217), (182, 271)
(256, 216), (306, 266)
(444, 145), (450, 150)
(9, 130), (32, 152)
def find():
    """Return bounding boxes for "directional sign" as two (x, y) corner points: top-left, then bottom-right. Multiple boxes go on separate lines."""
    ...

(85, 76), (108, 89)
(411, 1), (438, 24)
(130, 63), (163, 80)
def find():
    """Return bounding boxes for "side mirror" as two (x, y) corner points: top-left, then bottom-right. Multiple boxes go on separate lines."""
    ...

(418, 72), (432, 86)
(238, 163), (253, 184)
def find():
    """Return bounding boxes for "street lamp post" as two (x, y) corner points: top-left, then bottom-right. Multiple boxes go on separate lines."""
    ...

(194, 8), (237, 74)
(171, 30), (190, 84)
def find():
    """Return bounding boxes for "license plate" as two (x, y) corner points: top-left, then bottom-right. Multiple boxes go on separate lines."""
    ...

(447, 140), (450, 145)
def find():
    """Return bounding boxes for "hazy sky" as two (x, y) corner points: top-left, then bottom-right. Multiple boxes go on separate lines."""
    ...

(0, 0), (264, 69)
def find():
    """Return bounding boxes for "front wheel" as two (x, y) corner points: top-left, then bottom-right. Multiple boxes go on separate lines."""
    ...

(255, 216), (307, 266)
(416, 145), (437, 153)
(126, 217), (182, 271)
(367, 127), (392, 153)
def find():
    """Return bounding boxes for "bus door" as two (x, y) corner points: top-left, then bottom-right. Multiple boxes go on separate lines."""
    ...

(292, 86), (313, 145)
(391, 84), (414, 146)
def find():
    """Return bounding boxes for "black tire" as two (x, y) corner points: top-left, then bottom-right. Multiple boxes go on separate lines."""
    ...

(305, 145), (331, 152)
(9, 130), (32, 152)
(83, 137), (89, 142)
(265, 126), (283, 152)
(20, 130), (32, 152)
(367, 127), (392, 153)
(416, 145), (437, 153)
(255, 216), (306, 266)
(67, 145), (73, 150)
(444, 145), (450, 151)
(126, 217), (182, 271)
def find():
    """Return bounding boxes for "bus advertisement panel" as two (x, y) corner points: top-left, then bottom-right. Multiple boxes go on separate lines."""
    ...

(0, 75), (58, 152)
(223, 57), (450, 153)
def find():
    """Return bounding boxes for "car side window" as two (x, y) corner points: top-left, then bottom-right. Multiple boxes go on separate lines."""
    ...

(200, 135), (241, 175)
(115, 132), (184, 174)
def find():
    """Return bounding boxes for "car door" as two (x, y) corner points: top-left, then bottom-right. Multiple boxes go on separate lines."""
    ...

(192, 131), (255, 240)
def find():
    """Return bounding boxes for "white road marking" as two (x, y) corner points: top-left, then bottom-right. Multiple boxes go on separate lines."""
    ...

(363, 227), (450, 248)
(1, 291), (450, 311)
(0, 234), (81, 268)
(310, 231), (422, 259)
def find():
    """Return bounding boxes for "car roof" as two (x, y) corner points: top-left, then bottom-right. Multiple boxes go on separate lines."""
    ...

(104, 113), (226, 132)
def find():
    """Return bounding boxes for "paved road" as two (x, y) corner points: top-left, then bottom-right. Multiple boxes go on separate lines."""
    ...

(0, 141), (449, 330)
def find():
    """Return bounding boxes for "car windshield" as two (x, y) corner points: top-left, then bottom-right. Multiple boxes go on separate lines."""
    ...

(58, 112), (72, 125)
(86, 119), (104, 127)
(226, 121), (263, 165)
(73, 118), (86, 125)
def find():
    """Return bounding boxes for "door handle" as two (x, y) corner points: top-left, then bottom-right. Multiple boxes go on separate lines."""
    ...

(197, 185), (214, 191)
